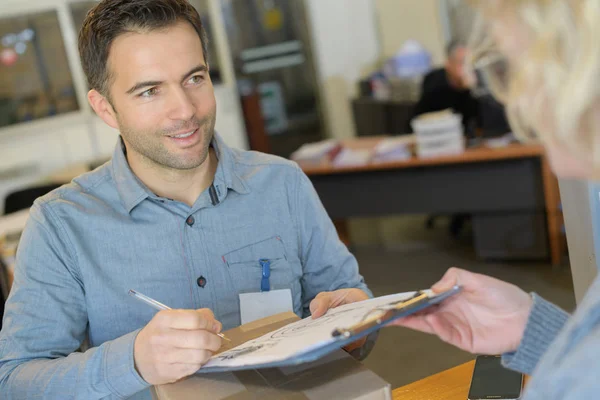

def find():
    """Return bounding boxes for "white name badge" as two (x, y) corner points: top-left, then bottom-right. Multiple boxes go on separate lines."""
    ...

(239, 289), (293, 325)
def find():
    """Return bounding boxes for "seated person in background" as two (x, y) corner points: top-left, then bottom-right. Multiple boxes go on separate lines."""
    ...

(408, 40), (479, 136)
(0, 1), (372, 398)
(413, 41), (485, 237)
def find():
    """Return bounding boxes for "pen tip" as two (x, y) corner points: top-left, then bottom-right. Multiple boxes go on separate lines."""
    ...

(128, 289), (136, 295)
(219, 334), (231, 341)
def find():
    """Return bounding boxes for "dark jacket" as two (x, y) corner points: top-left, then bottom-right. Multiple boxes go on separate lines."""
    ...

(408, 68), (479, 134)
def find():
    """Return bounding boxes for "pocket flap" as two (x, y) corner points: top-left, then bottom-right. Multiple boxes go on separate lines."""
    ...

(223, 236), (285, 265)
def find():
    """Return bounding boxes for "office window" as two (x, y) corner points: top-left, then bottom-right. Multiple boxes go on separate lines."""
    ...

(0, 10), (79, 128)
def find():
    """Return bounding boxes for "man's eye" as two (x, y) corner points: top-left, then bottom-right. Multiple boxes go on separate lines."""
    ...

(140, 88), (158, 97)
(189, 75), (204, 84)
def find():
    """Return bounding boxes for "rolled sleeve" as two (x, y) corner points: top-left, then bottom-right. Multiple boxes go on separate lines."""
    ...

(104, 329), (149, 397)
(502, 293), (570, 375)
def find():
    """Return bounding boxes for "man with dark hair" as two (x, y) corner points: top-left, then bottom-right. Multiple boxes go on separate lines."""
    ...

(0, 1), (372, 398)
(408, 40), (479, 134)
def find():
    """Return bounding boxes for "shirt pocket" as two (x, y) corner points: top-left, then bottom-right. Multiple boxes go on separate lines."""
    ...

(223, 236), (293, 294)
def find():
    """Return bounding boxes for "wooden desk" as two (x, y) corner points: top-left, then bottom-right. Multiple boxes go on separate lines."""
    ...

(392, 360), (476, 400)
(302, 143), (546, 176)
(300, 142), (564, 265)
(392, 360), (529, 400)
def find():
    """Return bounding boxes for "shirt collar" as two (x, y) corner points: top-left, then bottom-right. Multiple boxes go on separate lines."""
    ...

(212, 133), (250, 197)
(112, 133), (249, 214)
(111, 138), (152, 213)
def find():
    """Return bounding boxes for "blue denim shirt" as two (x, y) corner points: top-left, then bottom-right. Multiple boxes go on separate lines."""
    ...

(0, 134), (371, 399)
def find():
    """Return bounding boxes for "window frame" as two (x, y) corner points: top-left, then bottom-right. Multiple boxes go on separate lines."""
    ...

(0, 0), (233, 137)
(0, 0), (95, 136)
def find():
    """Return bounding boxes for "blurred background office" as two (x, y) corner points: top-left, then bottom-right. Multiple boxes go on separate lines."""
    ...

(0, 0), (578, 390)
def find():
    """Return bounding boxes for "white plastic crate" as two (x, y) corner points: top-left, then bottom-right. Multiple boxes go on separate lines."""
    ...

(411, 111), (462, 137)
(417, 136), (465, 158)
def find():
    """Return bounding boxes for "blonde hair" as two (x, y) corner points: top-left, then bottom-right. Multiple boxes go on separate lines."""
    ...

(468, 0), (600, 166)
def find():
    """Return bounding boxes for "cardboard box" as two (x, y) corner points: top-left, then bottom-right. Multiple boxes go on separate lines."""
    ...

(152, 312), (391, 400)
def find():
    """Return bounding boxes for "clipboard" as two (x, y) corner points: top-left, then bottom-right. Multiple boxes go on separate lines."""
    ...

(331, 285), (462, 340)
(198, 286), (462, 373)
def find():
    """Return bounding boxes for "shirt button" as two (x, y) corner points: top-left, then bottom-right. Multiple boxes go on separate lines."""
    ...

(197, 276), (207, 288)
(186, 216), (195, 226)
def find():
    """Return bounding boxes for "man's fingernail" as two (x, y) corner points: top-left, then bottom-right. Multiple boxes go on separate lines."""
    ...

(213, 323), (220, 332)
(432, 279), (448, 291)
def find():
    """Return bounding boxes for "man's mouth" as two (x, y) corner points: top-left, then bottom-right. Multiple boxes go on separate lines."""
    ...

(168, 129), (198, 139)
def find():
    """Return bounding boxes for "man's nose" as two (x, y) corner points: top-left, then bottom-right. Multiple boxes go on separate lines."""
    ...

(167, 88), (195, 121)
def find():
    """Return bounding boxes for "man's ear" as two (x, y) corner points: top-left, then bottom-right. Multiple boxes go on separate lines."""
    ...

(88, 89), (118, 129)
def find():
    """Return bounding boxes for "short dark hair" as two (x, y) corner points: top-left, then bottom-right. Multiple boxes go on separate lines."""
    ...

(446, 39), (466, 58)
(78, 0), (209, 98)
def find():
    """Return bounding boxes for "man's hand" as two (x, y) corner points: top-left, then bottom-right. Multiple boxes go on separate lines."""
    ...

(310, 288), (370, 353)
(391, 267), (533, 355)
(134, 309), (223, 385)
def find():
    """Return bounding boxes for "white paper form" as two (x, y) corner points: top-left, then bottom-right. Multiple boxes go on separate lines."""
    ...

(202, 291), (419, 370)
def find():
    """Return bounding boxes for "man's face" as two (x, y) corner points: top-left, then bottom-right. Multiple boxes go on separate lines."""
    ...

(446, 47), (469, 89)
(104, 21), (216, 170)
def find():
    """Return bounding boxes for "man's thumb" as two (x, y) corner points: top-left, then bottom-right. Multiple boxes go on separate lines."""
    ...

(310, 295), (330, 319)
(431, 267), (461, 293)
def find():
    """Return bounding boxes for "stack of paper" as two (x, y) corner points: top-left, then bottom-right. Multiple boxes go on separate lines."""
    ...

(0, 208), (29, 239)
(0, 208), (30, 278)
(372, 136), (414, 163)
(484, 132), (516, 148)
(290, 140), (341, 164)
(411, 110), (465, 158)
(332, 148), (372, 167)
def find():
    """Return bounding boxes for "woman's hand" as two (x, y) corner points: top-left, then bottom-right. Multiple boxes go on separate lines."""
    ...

(392, 267), (533, 355)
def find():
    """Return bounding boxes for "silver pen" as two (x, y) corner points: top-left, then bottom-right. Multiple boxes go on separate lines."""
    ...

(128, 289), (230, 341)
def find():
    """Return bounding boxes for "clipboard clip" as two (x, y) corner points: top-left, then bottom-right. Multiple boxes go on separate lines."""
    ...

(331, 286), (461, 339)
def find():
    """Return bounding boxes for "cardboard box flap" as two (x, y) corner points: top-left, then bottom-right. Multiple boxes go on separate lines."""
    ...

(153, 351), (390, 400)
(152, 312), (391, 400)
(215, 312), (300, 356)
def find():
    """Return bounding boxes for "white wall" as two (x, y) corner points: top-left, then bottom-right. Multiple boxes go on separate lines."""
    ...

(305, 0), (381, 140)
(375, 0), (447, 66)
